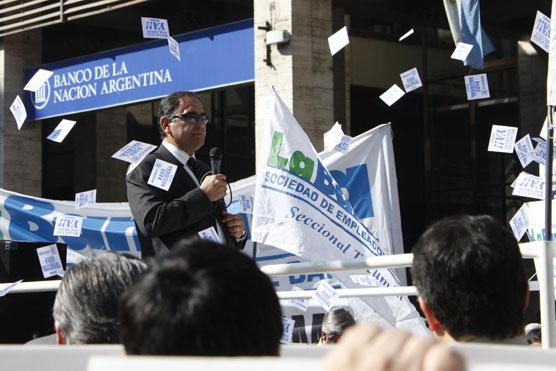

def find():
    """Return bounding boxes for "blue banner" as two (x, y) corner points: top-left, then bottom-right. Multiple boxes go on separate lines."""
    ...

(24, 19), (254, 120)
(0, 189), (140, 256)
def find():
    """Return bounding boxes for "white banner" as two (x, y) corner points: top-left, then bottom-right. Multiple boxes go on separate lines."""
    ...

(251, 89), (427, 333)
(230, 126), (406, 271)
(319, 124), (406, 282)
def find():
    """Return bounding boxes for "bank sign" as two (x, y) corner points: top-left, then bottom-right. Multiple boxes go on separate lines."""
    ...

(23, 19), (254, 120)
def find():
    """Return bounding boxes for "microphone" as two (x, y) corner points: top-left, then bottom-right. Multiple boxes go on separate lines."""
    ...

(210, 147), (222, 175)
(209, 147), (226, 217)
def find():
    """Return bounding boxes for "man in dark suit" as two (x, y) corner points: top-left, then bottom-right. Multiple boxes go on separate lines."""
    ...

(127, 91), (246, 258)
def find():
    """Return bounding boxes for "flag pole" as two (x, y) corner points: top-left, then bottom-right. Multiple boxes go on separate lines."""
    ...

(542, 0), (556, 349)
(540, 107), (556, 349)
(546, 107), (553, 241)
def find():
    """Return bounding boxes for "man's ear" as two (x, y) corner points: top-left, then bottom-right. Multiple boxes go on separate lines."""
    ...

(418, 296), (444, 337)
(160, 116), (170, 136)
(55, 323), (65, 345)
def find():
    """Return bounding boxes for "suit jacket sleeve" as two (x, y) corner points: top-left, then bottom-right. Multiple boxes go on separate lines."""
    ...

(126, 156), (213, 239)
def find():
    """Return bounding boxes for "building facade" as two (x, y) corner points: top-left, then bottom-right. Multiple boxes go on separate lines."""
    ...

(0, 0), (547, 249)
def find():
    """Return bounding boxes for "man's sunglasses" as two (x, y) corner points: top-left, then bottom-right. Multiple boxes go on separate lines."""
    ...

(169, 111), (209, 125)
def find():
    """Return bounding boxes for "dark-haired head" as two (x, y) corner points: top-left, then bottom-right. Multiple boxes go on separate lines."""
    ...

(411, 214), (528, 341)
(119, 238), (282, 356)
(157, 91), (202, 139)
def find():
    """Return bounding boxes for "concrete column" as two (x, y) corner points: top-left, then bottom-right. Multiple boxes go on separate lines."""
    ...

(517, 41), (547, 138)
(254, 0), (335, 161)
(0, 31), (42, 196)
(96, 107), (128, 202)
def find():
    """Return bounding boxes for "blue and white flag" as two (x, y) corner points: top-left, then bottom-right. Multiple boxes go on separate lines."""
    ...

(460, 0), (495, 69)
(0, 188), (140, 257)
(444, 0), (494, 70)
(443, 0), (462, 45)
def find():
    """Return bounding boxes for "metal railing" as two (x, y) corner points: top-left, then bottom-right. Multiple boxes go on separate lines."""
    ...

(1, 241), (554, 348)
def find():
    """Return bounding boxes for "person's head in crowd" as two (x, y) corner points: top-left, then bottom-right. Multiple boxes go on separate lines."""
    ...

(525, 323), (542, 346)
(53, 252), (147, 344)
(411, 214), (528, 343)
(319, 307), (356, 344)
(119, 238), (282, 356)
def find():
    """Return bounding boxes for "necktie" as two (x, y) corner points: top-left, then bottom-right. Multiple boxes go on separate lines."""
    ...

(187, 157), (206, 183)
(187, 157), (228, 241)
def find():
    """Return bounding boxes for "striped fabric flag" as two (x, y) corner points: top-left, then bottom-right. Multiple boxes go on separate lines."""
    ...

(443, 0), (462, 45)
(444, 0), (494, 70)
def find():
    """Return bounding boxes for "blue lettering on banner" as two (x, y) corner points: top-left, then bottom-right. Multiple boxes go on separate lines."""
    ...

(331, 165), (373, 219)
(5, 196), (55, 242)
(24, 19), (254, 120)
(313, 162), (353, 212)
(3, 195), (140, 253)
(263, 168), (382, 256)
(266, 131), (373, 217)
(261, 165), (400, 287)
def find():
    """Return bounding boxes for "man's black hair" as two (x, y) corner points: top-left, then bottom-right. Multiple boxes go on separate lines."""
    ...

(53, 252), (147, 344)
(156, 91), (202, 139)
(119, 238), (283, 355)
(411, 214), (528, 340)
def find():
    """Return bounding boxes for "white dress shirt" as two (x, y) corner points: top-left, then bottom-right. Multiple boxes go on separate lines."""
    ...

(162, 140), (200, 186)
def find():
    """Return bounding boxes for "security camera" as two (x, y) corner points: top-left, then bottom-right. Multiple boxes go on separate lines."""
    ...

(265, 30), (291, 45)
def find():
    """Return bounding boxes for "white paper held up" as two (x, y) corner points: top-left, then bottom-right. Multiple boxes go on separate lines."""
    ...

(112, 140), (156, 164)
(141, 17), (170, 39)
(147, 159), (178, 191)
(24, 69), (54, 92)
(514, 134), (536, 168)
(328, 26), (349, 56)
(464, 73), (490, 100)
(487, 125), (518, 153)
(280, 317), (296, 344)
(400, 68), (423, 92)
(398, 28), (414, 42)
(451, 42), (474, 61)
(36, 244), (64, 278)
(47, 119), (77, 143)
(53, 215), (84, 237)
(10, 95), (27, 130)
(168, 36), (181, 61)
(531, 11), (551, 52)
(509, 204), (530, 241)
(379, 84), (406, 107)
(313, 281), (339, 312)
(75, 189), (97, 209)
(512, 172), (545, 200)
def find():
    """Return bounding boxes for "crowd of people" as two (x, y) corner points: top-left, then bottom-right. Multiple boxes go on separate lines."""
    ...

(36, 212), (539, 371)
(23, 91), (543, 371)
